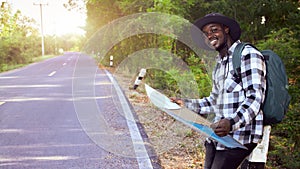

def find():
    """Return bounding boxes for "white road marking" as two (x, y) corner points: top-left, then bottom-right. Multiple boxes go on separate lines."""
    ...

(0, 84), (60, 89)
(0, 96), (111, 103)
(105, 70), (153, 169)
(48, 71), (56, 77)
(0, 76), (19, 79)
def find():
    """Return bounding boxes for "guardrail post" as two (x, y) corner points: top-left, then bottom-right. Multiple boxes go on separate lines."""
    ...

(110, 55), (113, 67)
(133, 68), (147, 89)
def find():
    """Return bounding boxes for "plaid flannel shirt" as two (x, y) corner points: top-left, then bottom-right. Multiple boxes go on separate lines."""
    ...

(185, 41), (266, 150)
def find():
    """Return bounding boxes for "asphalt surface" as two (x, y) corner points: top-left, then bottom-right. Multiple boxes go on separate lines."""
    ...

(0, 53), (159, 169)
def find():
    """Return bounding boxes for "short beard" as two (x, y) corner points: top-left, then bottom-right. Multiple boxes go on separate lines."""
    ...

(216, 24), (229, 52)
(216, 41), (227, 52)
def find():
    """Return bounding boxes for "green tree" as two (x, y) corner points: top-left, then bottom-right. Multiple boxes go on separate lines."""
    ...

(197, 0), (300, 42)
(0, 2), (41, 71)
(85, 0), (123, 38)
(256, 27), (300, 169)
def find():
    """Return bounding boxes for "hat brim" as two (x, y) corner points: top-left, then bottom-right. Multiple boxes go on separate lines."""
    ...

(194, 15), (241, 42)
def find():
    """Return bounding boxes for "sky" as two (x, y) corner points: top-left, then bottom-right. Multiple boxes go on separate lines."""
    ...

(3, 0), (86, 36)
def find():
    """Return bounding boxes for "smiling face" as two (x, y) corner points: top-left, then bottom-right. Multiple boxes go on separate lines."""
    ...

(202, 23), (230, 52)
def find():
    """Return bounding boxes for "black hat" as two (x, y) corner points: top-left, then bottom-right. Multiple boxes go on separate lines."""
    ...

(194, 13), (241, 42)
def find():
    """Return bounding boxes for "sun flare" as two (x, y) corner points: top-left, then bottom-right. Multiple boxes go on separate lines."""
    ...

(8, 0), (86, 36)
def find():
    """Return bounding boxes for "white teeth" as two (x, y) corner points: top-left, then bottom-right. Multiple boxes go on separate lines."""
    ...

(210, 39), (217, 45)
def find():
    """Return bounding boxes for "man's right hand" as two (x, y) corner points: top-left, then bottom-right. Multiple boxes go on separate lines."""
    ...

(170, 97), (184, 107)
(211, 119), (231, 137)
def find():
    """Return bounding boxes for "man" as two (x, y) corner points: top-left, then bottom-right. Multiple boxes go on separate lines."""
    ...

(172, 13), (266, 169)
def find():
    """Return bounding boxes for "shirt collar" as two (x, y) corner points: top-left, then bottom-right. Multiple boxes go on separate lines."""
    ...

(228, 40), (241, 55)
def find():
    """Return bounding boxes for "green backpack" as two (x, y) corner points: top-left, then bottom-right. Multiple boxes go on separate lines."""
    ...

(233, 42), (291, 125)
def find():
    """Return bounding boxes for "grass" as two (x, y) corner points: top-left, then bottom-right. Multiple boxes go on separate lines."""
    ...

(0, 54), (55, 73)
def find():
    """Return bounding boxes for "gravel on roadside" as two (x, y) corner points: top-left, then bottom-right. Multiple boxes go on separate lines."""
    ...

(113, 70), (206, 169)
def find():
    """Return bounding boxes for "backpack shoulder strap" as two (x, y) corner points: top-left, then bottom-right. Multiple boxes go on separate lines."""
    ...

(232, 42), (254, 75)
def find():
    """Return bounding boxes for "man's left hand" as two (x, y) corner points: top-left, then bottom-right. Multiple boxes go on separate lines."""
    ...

(211, 119), (231, 137)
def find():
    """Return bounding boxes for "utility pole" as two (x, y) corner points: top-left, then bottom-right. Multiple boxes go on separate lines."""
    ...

(34, 1), (48, 57)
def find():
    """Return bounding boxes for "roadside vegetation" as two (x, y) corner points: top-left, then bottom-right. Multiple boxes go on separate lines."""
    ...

(2, 0), (299, 168)
(81, 1), (300, 168)
(0, 2), (85, 72)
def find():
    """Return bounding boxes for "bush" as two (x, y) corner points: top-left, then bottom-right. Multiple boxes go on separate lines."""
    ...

(257, 28), (300, 169)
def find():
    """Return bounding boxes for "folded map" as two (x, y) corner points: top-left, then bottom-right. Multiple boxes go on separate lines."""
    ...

(145, 84), (247, 149)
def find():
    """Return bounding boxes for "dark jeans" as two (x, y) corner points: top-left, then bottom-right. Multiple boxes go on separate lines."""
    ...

(204, 140), (257, 169)
(240, 159), (265, 169)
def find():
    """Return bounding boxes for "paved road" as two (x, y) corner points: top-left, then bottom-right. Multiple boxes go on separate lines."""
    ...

(0, 53), (159, 169)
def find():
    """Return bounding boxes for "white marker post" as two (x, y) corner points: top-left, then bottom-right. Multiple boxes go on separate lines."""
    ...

(110, 55), (113, 67)
(133, 68), (146, 89)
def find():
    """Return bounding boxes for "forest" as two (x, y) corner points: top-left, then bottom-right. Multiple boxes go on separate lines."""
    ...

(1, 0), (300, 168)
